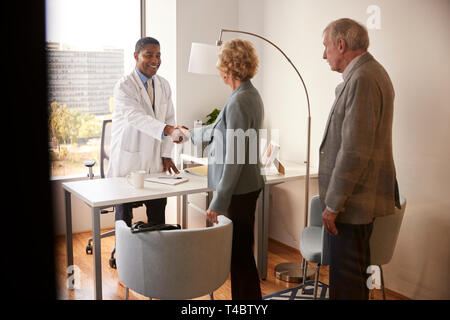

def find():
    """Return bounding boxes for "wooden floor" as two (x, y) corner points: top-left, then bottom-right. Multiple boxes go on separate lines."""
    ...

(54, 228), (408, 300)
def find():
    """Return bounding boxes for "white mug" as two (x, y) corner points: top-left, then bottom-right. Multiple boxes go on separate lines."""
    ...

(126, 170), (146, 189)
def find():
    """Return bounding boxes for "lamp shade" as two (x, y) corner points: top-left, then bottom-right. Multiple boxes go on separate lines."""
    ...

(188, 42), (219, 75)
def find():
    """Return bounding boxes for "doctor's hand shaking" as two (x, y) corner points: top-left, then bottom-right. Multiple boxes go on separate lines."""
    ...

(162, 124), (190, 174)
(164, 125), (183, 143)
(164, 125), (191, 144)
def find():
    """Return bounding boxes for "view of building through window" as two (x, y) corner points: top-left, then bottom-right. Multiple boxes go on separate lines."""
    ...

(46, 0), (140, 177)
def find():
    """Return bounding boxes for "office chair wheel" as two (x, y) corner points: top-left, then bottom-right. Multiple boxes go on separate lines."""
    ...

(109, 257), (116, 269)
(86, 244), (93, 255)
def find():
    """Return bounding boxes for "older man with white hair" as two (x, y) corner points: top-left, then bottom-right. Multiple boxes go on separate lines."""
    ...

(319, 18), (400, 300)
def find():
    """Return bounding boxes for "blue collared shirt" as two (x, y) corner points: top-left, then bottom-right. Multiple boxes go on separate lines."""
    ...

(135, 68), (153, 90)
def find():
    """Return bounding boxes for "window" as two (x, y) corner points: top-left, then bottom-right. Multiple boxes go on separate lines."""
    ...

(46, 0), (140, 177)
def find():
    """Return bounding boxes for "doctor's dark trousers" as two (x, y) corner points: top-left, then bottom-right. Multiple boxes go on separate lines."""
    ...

(115, 198), (167, 227)
(227, 189), (262, 300)
(327, 221), (374, 300)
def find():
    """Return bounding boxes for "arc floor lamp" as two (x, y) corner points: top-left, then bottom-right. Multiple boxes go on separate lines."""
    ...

(188, 29), (314, 282)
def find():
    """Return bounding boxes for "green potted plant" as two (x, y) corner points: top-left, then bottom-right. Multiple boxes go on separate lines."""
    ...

(204, 108), (221, 125)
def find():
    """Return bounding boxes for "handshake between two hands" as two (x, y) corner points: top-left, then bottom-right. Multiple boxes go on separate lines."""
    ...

(164, 125), (190, 144)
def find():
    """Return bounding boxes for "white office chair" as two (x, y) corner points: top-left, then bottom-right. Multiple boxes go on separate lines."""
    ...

(85, 120), (117, 268)
(369, 195), (407, 299)
(115, 215), (233, 300)
(85, 119), (145, 268)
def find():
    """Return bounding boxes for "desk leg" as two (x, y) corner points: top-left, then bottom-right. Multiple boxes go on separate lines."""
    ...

(176, 195), (181, 225)
(181, 194), (188, 229)
(64, 190), (74, 289)
(91, 207), (102, 300)
(262, 184), (270, 280)
(177, 159), (184, 226)
(255, 185), (269, 280)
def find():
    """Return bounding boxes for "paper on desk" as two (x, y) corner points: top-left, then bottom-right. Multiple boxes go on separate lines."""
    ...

(260, 164), (280, 176)
(145, 176), (189, 185)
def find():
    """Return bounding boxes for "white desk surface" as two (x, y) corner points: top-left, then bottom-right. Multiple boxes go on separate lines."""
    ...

(180, 153), (208, 165)
(64, 158), (317, 207)
(263, 159), (318, 185)
(62, 172), (209, 208)
(180, 154), (317, 185)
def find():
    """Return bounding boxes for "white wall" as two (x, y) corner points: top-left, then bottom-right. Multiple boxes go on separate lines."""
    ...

(238, 0), (450, 300)
(176, 0), (239, 131)
(147, 0), (177, 109)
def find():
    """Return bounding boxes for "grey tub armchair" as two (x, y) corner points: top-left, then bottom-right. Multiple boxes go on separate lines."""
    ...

(115, 215), (233, 300)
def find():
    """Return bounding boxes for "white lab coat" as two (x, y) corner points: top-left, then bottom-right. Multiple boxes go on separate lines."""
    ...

(107, 70), (175, 177)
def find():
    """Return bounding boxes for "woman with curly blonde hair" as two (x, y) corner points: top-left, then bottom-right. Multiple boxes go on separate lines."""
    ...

(216, 38), (259, 83)
(191, 38), (264, 299)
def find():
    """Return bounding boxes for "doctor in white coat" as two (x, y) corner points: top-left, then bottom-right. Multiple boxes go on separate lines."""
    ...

(107, 37), (181, 226)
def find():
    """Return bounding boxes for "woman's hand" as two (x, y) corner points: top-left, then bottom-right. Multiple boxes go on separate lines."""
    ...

(206, 208), (219, 224)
